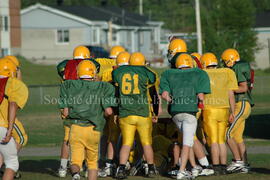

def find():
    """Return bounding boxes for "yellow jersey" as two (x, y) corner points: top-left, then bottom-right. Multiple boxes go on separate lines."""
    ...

(95, 58), (116, 82)
(204, 68), (238, 109)
(0, 78), (28, 127)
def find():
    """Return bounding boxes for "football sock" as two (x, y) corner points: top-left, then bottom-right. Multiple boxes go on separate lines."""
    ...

(60, 159), (68, 169)
(199, 157), (209, 166)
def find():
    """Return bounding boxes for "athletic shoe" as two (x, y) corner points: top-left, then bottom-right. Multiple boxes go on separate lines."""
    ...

(148, 165), (159, 178)
(58, 167), (67, 178)
(98, 170), (107, 178)
(72, 173), (80, 180)
(115, 166), (127, 179)
(240, 163), (251, 174)
(102, 162), (114, 176)
(177, 170), (192, 180)
(227, 160), (245, 173)
(125, 161), (131, 171)
(168, 166), (179, 177)
(191, 165), (202, 178)
(142, 162), (149, 177)
(14, 171), (22, 179)
(199, 166), (214, 176)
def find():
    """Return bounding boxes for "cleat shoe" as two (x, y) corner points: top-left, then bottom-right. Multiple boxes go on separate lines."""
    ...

(177, 170), (192, 180)
(58, 167), (67, 178)
(103, 162), (114, 176)
(72, 173), (80, 180)
(199, 166), (214, 176)
(125, 161), (131, 171)
(191, 165), (202, 178)
(168, 166), (179, 177)
(98, 169), (107, 178)
(227, 160), (245, 173)
(220, 165), (228, 175)
(148, 165), (159, 178)
(240, 163), (251, 174)
(14, 171), (22, 179)
(115, 166), (127, 179)
(142, 162), (149, 177)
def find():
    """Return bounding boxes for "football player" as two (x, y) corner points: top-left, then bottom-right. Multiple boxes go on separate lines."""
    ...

(221, 49), (254, 173)
(201, 52), (238, 174)
(160, 53), (210, 180)
(59, 60), (116, 180)
(113, 52), (159, 179)
(0, 58), (28, 180)
(101, 51), (131, 177)
(57, 46), (101, 177)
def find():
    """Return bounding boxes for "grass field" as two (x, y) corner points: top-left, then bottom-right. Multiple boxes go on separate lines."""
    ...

(17, 154), (270, 180)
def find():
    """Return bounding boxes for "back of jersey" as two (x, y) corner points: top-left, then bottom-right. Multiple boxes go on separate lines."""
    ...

(113, 66), (156, 118)
(64, 59), (83, 80)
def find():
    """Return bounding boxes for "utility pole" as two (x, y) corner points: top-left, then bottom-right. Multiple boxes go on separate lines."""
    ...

(195, 0), (202, 54)
(139, 0), (143, 15)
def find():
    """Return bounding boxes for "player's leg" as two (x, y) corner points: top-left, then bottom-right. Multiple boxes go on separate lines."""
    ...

(85, 126), (100, 180)
(116, 116), (136, 179)
(0, 127), (19, 180)
(58, 125), (70, 177)
(173, 113), (197, 180)
(137, 116), (158, 177)
(226, 101), (250, 173)
(69, 125), (85, 180)
(189, 147), (203, 178)
(103, 115), (120, 176)
(12, 119), (28, 151)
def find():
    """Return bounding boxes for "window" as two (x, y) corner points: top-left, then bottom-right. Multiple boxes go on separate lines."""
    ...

(57, 29), (69, 44)
(1, 48), (9, 56)
(1, 16), (8, 31)
(92, 27), (100, 44)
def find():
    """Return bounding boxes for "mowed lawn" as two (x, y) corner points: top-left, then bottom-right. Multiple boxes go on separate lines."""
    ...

(18, 154), (270, 180)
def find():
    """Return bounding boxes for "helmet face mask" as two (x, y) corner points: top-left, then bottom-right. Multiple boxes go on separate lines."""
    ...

(221, 48), (240, 67)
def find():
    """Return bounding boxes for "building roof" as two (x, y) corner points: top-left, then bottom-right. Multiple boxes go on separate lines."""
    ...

(255, 11), (270, 27)
(52, 5), (150, 26)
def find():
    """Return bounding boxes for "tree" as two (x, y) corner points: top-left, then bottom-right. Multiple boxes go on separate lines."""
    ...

(201, 0), (258, 62)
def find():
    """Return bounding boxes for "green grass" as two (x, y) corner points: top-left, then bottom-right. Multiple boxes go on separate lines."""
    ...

(19, 56), (59, 85)
(17, 154), (270, 180)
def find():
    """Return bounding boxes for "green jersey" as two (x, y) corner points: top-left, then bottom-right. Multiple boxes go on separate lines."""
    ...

(160, 68), (210, 116)
(59, 80), (117, 132)
(232, 61), (254, 106)
(112, 65), (157, 118)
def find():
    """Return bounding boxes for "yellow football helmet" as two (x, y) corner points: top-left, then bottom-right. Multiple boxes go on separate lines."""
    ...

(5, 55), (20, 67)
(221, 48), (240, 67)
(116, 52), (130, 66)
(175, 54), (193, 68)
(201, 53), (218, 68)
(0, 58), (17, 77)
(130, 52), (145, 66)
(109, 45), (125, 59)
(168, 39), (187, 56)
(77, 60), (96, 79)
(73, 46), (90, 59)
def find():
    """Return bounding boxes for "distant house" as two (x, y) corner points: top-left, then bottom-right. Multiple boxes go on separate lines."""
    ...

(20, 3), (163, 63)
(255, 11), (270, 69)
(0, 0), (21, 56)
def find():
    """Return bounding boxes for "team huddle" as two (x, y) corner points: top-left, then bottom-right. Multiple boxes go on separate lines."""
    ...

(56, 38), (253, 180)
(0, 37), (253, 180)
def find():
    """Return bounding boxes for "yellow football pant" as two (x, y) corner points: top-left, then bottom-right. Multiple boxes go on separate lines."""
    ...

(12, 119), (28, 147)
(119, 115), (152, 147)
(203, 108), (229, 146)
(108, 115), (121, 143)
(63, 125), (70, 142)
(226, 101), (251, 143)
(69, 125), (100, 170)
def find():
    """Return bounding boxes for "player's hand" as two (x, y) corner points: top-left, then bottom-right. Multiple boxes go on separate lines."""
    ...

(229, 113), (235, 124)
(152, 116), (158, 123)
(1, 131), (12, 144)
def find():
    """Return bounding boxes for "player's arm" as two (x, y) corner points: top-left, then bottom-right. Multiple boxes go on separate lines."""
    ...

(228, 90), (236, 123)
(1, 102), (18, 144)
(234, 81), (248, 93)
(59, 82), (69, 119)
(161, 91), (172, 103)
(105, 107), (113, 116)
